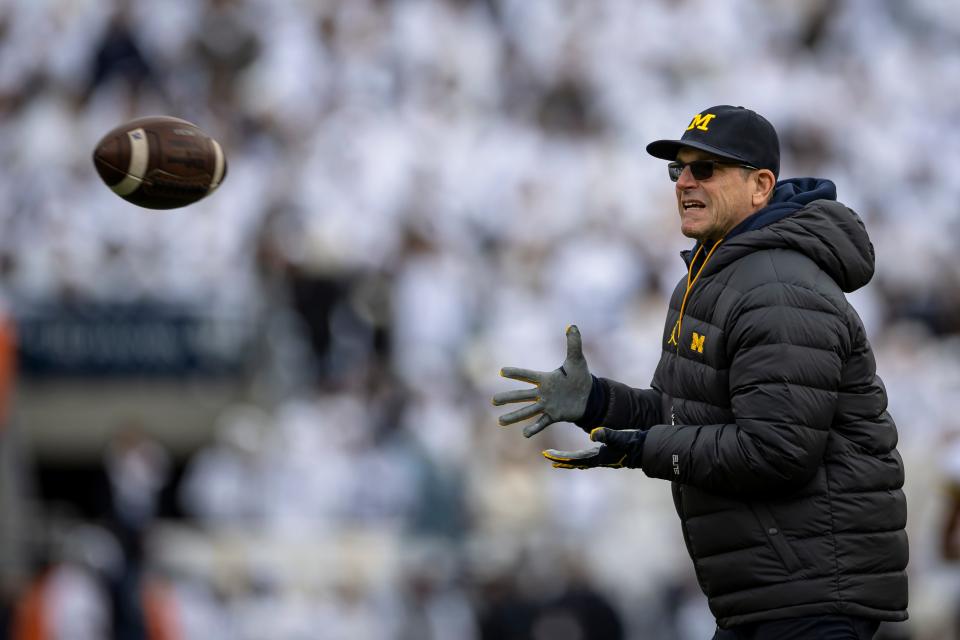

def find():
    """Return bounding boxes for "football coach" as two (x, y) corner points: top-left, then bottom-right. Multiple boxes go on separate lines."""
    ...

(493, 105), (908, 639)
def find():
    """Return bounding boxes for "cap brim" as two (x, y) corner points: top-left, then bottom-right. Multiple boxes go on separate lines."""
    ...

(645, 139), (752, 164)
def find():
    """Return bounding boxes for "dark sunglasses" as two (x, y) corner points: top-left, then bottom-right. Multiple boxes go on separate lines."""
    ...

(668, 159), (758, 182)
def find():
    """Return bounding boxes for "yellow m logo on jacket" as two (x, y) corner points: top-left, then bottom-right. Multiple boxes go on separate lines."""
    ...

(686, 113), (716, 131)
(690, 332), (705, 353)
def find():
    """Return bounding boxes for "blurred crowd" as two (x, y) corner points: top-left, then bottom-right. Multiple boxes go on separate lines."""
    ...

(1, 0), (960, 638)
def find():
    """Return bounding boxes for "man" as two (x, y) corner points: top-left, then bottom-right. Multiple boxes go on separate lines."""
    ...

(492, 105), (908, 639)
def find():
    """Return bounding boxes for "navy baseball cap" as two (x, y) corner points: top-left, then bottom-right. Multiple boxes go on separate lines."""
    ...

(646, 105), (780, 178)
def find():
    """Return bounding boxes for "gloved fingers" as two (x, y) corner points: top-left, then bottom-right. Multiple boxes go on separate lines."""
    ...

(497, 401), (544, 426)
(564, 324), (584, 361)
(522, 413), (553, 438)
(491, 387), (539, 406)
(542, 446), (602, 463)
(542, 448), (579, 465)
(499, 367), (544, 385)
(541, 447), (598, 469)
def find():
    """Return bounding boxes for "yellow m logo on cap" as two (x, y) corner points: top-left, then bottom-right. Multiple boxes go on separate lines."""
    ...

(690, 332), (705, 353)
(686, 113), (717, 132)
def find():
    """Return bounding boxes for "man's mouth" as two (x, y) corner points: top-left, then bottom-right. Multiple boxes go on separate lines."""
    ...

(682, 200), (706, 211)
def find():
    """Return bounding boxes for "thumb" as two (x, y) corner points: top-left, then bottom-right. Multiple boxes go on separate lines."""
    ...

(565, 324), (583, 361)
(589, 427), (623, 445)
(591, 427), (645, 450)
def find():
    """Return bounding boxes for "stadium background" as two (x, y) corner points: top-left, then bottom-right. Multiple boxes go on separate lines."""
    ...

(0, 0), (959, 638)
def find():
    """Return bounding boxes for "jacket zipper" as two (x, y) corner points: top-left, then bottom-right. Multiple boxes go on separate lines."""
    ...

(670, 242), (721, 597)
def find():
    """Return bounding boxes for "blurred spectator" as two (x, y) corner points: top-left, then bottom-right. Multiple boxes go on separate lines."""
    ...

(11, 559), (111, 640)
(476, 571), (539, 640)
(394, 543), (478, 640)
(0, 299), (16, 428)
(179, 405), (271, 524)
(189, 0), (261, 117)
(474, 551), (624, 640)
(11, 525), (117, 640)
(101, 427), (172, 640)
(531, 564), (624, 640)
(82, 0), (164, 113)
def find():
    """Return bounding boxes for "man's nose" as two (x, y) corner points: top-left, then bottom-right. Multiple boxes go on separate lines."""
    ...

(675, 165), (698, 189)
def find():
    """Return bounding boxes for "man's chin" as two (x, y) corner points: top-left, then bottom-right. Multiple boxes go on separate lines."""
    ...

(680, 213), (715, 241)
(680, 223), (703, 240)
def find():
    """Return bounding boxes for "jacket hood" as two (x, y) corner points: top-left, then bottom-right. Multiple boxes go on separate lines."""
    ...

(710, 178), (876, 292)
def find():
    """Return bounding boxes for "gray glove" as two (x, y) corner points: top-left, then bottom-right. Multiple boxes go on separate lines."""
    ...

(542, 427), (647, 469)
(492, 325), (592, 438)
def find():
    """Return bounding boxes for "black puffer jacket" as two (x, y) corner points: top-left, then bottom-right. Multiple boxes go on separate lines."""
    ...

(597, 189), (908, 627)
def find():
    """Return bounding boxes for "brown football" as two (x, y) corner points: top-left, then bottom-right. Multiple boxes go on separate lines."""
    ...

(92, 116), (227, 209)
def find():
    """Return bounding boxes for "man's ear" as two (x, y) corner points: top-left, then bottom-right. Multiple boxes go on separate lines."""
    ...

(753, 169), (776, 207)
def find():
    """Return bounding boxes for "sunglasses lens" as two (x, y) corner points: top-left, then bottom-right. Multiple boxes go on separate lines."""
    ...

(689, 161), (714, 180)
(668, 161), (716, 182)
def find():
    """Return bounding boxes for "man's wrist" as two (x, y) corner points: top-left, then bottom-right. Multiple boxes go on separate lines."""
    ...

(575, 375), (609, 430)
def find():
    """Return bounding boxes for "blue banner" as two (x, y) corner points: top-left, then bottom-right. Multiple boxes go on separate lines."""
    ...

(15, 303), (255, 377)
